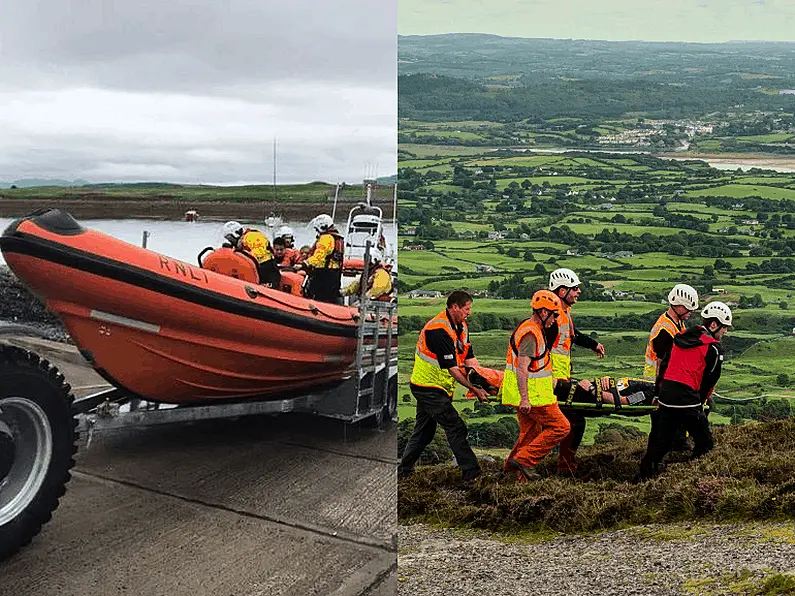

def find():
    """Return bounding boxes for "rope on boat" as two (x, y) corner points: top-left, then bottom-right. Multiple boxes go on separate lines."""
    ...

(245, 285), (357, 322)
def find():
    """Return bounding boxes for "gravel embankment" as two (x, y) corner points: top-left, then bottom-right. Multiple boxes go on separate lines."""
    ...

(0, 265), (71, 343)
(399, 522), (795, 595)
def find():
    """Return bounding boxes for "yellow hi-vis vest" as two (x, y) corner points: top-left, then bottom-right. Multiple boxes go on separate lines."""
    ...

(643, 312), (685, 380)
(410, 311), (470, 397)
(240, 229), (273, 264)
(499, 318), (555, 407)
(550, 306), (573, 381)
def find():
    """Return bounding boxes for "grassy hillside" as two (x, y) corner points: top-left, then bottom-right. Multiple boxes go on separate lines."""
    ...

(398, 418), (795, 535)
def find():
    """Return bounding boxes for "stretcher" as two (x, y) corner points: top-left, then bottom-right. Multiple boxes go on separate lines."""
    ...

(466, 366), (658, 418)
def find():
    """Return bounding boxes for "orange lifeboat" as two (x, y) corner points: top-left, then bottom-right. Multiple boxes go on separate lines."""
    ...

(0, 209), (394, 405)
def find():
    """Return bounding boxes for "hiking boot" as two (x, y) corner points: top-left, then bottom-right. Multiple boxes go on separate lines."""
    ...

(397, 465), (414, 479)
(507, 457), (541, 481)
(461, 469), (482, 485)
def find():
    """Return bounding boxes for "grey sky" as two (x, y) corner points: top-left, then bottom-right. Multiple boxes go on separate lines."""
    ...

(0, 0), (397, 185)
(399, 0), (795, 43)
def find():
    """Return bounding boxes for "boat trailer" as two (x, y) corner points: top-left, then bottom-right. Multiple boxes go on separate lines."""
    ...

(0, 298), (396, 563)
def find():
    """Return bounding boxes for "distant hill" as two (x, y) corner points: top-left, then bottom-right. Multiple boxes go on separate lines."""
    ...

(0, 177), (397, 190)
(0, 179), (90, 189)
(398, 33), (795, 84)
(377, 174), (397, 185)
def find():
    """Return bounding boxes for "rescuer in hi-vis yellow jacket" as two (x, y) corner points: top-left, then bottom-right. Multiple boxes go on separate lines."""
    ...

(547, 268), (605, 474)
(500, 290), (571, 482)
(398, 290), (489, 483)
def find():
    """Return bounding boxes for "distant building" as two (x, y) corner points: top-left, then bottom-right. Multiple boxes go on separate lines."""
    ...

(402, 244), (426, 251)
(407, 290), (442, 299)
(599, 203), (614, 210)
(712, 288), (727, 295)
(780, 90), (795, 95)
(403, 227), (417, 236)
(487, 231), (505, 240)
(475, 264), (495, 273)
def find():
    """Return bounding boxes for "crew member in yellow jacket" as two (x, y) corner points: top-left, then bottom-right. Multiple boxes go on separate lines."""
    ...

(341, 249), (394, 302)
(299, 214), (344, 303)
(221, 221), (281, 288)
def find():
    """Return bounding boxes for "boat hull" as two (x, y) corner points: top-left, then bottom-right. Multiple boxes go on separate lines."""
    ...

(0, 210), (381, 404)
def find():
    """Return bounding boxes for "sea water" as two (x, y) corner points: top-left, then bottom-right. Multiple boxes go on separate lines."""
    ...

(0, 217), (397, 268)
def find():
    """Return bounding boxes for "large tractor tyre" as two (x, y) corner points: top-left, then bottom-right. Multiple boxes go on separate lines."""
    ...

(0, 345), (78, 562)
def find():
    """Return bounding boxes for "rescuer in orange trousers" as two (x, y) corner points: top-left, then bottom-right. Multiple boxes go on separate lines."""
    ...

(500, 290), (571, 482)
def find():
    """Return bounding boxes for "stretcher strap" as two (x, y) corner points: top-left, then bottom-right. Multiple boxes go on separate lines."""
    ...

(566, 382), (577, 407)
(609, 377), (622, 410)
(593, 378), (603, 409)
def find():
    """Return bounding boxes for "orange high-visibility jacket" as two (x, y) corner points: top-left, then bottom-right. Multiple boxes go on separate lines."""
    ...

(644, 312), (685, 379)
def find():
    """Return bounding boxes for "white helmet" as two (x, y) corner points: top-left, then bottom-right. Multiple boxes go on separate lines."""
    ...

(275, 225), (294, 240)
(549, 268), (581, 291)
(701, 301), (733, 326)
(221, 221), (243, 242)
(309, 214), (334, 233)
(668, 284), (699, 311)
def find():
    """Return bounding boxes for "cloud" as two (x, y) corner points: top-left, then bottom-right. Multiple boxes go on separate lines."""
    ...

(0, 0), (397, 184)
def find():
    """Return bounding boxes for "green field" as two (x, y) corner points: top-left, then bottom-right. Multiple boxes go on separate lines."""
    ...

(685, 184), (795, 201)
(398, 143), (795, 443)
(0, 181), (395, 203)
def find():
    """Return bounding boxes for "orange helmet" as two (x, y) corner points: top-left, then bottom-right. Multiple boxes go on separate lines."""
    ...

(531, 289), (561, 314)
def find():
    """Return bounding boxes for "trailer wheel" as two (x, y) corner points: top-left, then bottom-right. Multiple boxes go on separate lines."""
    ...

(384, 374), (398, 423)
(0, 345), (77, 562)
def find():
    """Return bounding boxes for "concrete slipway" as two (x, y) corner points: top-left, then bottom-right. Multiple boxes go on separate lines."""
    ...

(0, 336), (397, 596)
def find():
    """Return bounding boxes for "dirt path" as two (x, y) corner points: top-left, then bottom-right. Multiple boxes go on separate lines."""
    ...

(398, 521), (795, 596)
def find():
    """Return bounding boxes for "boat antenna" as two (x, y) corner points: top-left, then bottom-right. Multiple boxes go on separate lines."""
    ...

(273, 137), (277, 204)
(331, 181), (340, 221)
(392, 182), (397, 227)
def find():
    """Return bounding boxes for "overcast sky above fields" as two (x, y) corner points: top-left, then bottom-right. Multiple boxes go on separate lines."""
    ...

(0, 0), (397, 185)
(400, 0), (795, 43)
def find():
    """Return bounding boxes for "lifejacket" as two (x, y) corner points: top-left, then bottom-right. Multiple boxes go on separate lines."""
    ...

(240, 229), (273, 264)
(410, 310), (471, 396)
(662, 329), (719, 393)
(644, 311), (685, 380)
(279, 270), (307, 297)
(550, 306), (573, 380)
(499, 318), (555, 407)
(200, 247), (260, 283)
(327, 232), (345, 268)
(365, 265), (394, 301)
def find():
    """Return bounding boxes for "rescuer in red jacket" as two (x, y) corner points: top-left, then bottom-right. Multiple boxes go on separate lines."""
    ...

(638, 301), (732, 480)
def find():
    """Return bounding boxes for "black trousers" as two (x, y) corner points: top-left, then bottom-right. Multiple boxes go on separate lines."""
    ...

(648, 407), (691, 452)
(257, 260), (281, 288)
(399, 385), (481, 481)
(306, 268), (342, 303)
(639, 405), (714, 480)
